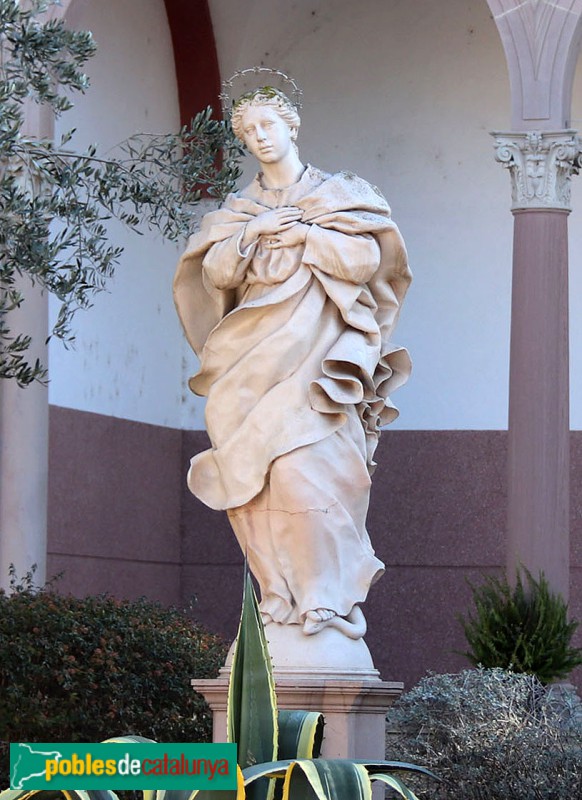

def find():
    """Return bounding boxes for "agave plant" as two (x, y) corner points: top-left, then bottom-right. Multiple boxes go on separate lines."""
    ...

(0, 572), (436, 800)
(205, 571), (435, 800)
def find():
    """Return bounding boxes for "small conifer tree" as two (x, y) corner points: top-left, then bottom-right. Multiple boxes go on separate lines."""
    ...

(459, 568), (582, 684)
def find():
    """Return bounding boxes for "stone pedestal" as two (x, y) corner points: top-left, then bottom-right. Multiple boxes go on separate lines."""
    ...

(193, 672), (401, 760)
(192, 621), (402, 760)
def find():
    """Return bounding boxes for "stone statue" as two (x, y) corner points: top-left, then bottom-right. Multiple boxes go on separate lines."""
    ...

(174, 85), (411, 641)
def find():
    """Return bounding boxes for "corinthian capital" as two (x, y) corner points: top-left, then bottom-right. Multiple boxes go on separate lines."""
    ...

(492, 130), (582, 211)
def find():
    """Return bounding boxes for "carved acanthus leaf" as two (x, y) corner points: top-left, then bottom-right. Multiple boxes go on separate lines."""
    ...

(493, 130), (582, 210)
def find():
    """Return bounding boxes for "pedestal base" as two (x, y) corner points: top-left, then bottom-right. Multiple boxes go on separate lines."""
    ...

(225, 619), (381, 678)
(193, 617), (402, 761)
(193, 669), (402, 760)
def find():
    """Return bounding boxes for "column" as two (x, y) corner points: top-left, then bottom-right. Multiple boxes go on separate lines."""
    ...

(493, 130), (581, 598)
(0, 285), (49, 590)
(0, 99), (54, 591)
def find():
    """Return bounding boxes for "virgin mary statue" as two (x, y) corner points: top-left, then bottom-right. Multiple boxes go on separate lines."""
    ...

(174, 86), (411, 640)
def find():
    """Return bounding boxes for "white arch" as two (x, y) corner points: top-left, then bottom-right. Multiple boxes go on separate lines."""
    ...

(487, 0), (582, 128)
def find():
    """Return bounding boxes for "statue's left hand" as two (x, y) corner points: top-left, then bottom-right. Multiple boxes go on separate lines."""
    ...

(264, 222), (309, 250)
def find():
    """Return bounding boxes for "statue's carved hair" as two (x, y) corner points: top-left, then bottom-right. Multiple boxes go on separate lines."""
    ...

(231, 87), (301, 142)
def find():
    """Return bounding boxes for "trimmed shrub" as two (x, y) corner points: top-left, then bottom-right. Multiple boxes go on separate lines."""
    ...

(387, 668), (582, 800)
(0, 572), (228, 788)
(459, 568), (582, 684)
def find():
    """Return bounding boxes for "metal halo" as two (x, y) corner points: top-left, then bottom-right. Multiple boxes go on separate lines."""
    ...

(219, 67), (303, 114)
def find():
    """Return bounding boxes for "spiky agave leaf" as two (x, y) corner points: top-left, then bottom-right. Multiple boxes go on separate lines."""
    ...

(367, 773), (420, 800)
(354, 760), (438, 781)
(244, 759), (431, 800)
(282, 760), (371, 800)
(72, 792), (120, 800)
(227, 570), (278, 771)
(242, 761), (296, 799)
(65, 792), (119, 800)
(277, 711), (324, 761)
(360, 761), (438, 800)
(189, 571), (278, 800)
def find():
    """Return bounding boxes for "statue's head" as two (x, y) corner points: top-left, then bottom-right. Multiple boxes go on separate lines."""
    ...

(231, 87), (301, 145)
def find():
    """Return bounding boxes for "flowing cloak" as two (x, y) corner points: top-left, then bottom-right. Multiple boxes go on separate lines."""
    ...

(173, 165), (412, 623)
(174, 165), (411, 509)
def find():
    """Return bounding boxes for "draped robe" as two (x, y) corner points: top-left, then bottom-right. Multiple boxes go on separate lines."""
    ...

(174, 165), (411, 626)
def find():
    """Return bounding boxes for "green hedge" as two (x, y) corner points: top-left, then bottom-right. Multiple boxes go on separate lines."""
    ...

(0, 580), (228, 788)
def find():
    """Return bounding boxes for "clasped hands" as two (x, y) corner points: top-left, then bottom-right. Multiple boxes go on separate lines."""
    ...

(242, 207), (309, 251)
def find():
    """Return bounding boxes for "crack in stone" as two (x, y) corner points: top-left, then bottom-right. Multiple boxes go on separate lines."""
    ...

(232, 502), (338, 516)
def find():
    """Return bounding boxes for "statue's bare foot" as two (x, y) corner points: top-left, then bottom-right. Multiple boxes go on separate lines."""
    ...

(303, 605), (367, 639)
(303, 608), (336, 635)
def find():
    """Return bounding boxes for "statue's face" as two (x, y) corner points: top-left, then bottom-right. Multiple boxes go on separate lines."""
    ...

(240, 105), (296, 164)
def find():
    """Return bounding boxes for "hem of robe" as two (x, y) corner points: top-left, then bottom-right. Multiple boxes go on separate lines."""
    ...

(258, 561), (385, 625)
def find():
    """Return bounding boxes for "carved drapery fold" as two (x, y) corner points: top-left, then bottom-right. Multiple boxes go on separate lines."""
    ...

(493, 130), (582, 211)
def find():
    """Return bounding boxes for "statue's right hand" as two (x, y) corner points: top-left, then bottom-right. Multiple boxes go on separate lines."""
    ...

(246, 207), (303, 241)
